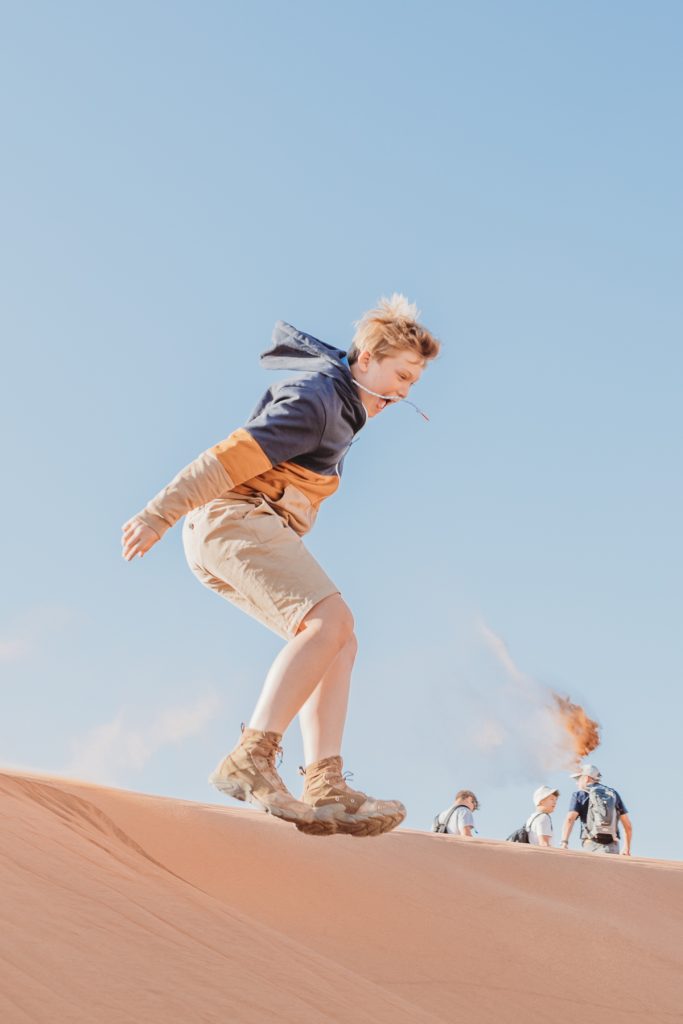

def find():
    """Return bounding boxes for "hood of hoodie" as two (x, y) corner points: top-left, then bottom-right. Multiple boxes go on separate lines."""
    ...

(260, 320), (366, 430)
(261, 321), (349, 375)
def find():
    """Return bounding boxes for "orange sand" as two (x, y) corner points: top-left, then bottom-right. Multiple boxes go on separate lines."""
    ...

(553, 693), (601, 761)
(1, 769), (681, 1023)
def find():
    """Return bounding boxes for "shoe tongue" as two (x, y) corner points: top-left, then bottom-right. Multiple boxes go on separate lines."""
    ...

(306, 755), (341, 782)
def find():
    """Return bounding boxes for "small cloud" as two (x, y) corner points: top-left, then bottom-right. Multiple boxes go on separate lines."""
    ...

(147, 700), (220, 746)
(65, 692), (222, 784)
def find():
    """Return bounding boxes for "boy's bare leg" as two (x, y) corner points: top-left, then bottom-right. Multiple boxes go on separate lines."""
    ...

(293, 628), (406, 838)
(209, 595), (353, 830)
(249, 594), (354, 734)
(298, 633), (357, 763)
(212, 594), (404, 836)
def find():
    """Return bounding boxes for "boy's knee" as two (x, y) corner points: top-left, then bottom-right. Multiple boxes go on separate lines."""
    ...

(345, 632), (359, 660)
(302, 594), (355, 649)
(336, 602), (355, 642)
(326, 599), (355, 650)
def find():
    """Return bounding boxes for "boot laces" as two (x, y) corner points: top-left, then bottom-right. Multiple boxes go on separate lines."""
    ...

(326, 769), (353, 788)
(261, 739), (286, 792)
(262, 734), (283, 768)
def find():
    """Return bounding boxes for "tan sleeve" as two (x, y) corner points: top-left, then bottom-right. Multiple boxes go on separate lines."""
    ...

(134, 429), (273, 539)
(135, 450), (235, 538)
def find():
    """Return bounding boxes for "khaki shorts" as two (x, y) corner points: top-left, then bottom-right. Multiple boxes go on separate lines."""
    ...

(182, 496), (339, 639)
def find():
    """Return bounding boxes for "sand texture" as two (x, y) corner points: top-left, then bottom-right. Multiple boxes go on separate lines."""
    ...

(1, 769), (681, 1023)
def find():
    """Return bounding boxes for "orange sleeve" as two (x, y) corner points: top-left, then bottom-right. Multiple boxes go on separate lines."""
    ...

(134, 430), (272, 538)
(211, 428), (272, 485)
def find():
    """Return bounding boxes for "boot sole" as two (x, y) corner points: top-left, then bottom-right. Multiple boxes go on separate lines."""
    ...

(294, 818), (339, 837)
(209, 773), (251, 803)
(337, 807), (406, 837)
(209, 772), (322, 828)
(295, 804), (407, 838)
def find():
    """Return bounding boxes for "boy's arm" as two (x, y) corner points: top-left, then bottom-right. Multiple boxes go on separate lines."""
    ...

(123, 429), (271, 556)
(122, 389), (326, 558)
(134, 443), (259, 540)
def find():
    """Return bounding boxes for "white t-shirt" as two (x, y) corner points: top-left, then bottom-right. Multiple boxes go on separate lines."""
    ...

(437, 805), (475, 835)
(526, 811), (553, 845)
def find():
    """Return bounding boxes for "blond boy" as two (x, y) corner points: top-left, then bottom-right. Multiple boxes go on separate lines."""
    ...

(121, 295), (440, 836)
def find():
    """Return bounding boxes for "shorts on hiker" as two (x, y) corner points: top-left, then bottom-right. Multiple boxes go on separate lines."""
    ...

(582, 839), (620, 855)
(182, 495), (340, 640)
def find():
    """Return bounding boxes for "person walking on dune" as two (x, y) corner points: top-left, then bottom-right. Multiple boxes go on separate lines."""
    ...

(559, 764), (632, 855)
(525, 786), (559, 847)
(432, 790), (479, 837)
(121, 296), (440, 837)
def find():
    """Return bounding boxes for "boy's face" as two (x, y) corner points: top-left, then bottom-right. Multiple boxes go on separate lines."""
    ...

(352, 350), (425, 418)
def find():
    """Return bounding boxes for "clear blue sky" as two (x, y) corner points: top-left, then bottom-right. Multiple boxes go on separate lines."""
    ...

(1, 2), (681, 859)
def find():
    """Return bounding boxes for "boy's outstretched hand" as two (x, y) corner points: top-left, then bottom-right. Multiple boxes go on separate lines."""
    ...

(121, 518), (160, 561)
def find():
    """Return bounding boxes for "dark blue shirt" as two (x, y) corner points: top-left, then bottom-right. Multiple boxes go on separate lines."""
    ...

(569, 783), (628, 839)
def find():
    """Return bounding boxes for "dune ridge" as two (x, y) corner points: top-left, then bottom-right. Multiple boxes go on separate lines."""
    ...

(1, 769), (681, 1023)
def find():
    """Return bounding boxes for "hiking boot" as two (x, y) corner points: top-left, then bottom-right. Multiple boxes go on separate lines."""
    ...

(209, 727), (321, 828)
(299, 755), (406, 837)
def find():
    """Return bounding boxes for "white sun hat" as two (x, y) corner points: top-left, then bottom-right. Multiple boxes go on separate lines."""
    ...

(533, 785), (560, 806)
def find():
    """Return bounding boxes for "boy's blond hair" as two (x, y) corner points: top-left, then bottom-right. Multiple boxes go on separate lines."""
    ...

(348, 293), (440, 365)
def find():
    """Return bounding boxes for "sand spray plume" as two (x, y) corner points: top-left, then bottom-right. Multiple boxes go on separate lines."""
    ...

(477, 621), (534, 693)
(468, 619), (601, 777)
(553, 694), (601, 762)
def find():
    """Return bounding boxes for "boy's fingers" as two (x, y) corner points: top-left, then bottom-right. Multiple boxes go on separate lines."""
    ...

(122, 538), (140, 560)
(121, 519), (158, 561)
(122, 524), (146, 545)
(121, 517), (144, 535)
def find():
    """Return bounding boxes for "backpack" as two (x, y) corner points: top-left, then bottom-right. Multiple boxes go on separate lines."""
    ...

(506, 812), (543, 844)
(432, 803), (468, 834)
(584, 784), (619, 843)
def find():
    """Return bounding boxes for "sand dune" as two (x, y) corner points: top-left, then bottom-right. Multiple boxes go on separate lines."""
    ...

(1, 770), (681, 1023)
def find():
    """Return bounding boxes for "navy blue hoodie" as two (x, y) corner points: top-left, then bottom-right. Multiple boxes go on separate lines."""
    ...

(137, 322), (367, 537)
(245, 321), (367, 475)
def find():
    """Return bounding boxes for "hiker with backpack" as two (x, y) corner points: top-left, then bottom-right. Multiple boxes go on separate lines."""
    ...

(505, 785), (559, 845)
(432, 790), (479, 837)
(559, 764), (632, 856)
(526, 786), (559, 847)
